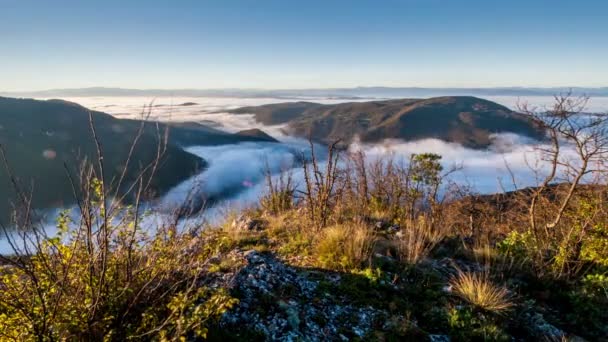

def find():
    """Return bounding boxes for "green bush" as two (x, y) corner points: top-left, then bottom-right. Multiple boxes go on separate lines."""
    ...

(0, 180), (237, 340)
(448, 307), (509, 342)
(565, 273), (608, 336)
(497, 230), (534, 263)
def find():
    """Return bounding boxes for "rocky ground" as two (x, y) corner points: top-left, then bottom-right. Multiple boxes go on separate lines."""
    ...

(201, 243), (580, 341)
(220, 250), (392, 341)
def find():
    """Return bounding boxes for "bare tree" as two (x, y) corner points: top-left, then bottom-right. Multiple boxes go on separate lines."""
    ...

(262, 157), (296, 215)
(520, 93), (608, 237)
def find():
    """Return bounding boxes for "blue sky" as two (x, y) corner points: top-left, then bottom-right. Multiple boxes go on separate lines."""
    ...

(1, 0), (607, 90)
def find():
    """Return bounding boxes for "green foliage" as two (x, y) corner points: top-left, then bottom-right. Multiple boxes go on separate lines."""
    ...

(579, 221), (608, 268)
(564, 273), (608, 336)
(581, 273), (608, 297)
(448, 307), (509, 342)
(352, 267), (384, 285)
(497, 230), (535, 263)
(410, 153), (443, 186)
(498, 199), (608, 282)
(140, 288), (238, 340)
(277, 231), (313, 257)
(494, 198), (608, 338)
(0, 179), (237, 341)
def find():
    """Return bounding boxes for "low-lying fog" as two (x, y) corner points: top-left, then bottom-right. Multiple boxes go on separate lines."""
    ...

(67, 94), (606, 193)
(2, 95), (606, 254)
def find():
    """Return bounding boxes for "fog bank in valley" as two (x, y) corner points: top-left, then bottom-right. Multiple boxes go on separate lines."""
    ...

(1, 95), (603, 254)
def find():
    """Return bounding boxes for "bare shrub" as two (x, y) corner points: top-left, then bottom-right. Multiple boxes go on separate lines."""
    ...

(261, 162), (296, 215)
(516, 93), (608, 278)
(521, 95), (608, 234)
(301, 139), (343, 229)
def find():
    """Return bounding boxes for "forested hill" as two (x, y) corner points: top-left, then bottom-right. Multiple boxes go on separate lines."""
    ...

(0, 96), (276, 223)
(230, 96), (545, 148)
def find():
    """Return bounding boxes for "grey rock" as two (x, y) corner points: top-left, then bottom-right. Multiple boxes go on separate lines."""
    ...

(219, 250), (399, 341)
(524, 312), (565, 341)
(429, 334), (451, 342)
(232, 215), (266, 231)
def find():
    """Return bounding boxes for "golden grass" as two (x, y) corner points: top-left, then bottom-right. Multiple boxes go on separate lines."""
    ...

(315, 222), (376, 271)
(450, 271), (514, 313)
(397, 216), (445, 264)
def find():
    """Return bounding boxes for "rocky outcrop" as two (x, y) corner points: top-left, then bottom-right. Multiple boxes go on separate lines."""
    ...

(217, 250), (407, 341)
(231, 215), (267, 232)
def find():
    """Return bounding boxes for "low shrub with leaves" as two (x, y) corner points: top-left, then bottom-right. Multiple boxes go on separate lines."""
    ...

(448, 307), (509, 341)
(0, 180), (237, 340)
(566, 272), (608, 335)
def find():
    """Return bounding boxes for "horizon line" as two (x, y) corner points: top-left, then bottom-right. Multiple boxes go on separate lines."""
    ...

(3, 85), (608, 94)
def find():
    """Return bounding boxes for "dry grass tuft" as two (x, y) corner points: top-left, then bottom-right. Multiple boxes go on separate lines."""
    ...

(450, 271), (513, 313)
(396, 216), (445, 264)
(315, 222), (376, 271)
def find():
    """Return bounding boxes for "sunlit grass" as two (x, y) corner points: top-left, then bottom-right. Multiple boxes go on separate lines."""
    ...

(315, 222), (376, 271)
(450, 271), (513, 313)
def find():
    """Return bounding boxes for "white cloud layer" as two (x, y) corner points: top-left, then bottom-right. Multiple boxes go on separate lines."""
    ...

(2, 95), (605, 254)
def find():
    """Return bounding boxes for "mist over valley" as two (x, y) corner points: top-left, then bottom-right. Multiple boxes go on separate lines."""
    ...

(2, 93), (602, 244)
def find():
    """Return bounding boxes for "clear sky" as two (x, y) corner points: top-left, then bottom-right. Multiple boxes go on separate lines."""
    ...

(1, 0), (607, 91)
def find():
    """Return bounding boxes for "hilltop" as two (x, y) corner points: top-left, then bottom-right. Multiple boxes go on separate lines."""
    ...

(229, 96), (545, 148)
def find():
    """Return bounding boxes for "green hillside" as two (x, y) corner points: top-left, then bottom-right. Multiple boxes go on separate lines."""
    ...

(0, 97), (276, 223)
(230, 96), (545, 148)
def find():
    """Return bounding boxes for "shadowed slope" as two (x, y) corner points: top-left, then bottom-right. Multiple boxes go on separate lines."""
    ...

(0, 97), (276, 222)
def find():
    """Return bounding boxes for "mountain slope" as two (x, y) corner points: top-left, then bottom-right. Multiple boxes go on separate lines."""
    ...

(0, 97), (275, 222)
(229, 101), (323, 125)
(229, 96), (545, 147)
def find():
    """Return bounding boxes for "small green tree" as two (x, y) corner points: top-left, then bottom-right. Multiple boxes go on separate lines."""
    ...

(403, 153), (444, 225)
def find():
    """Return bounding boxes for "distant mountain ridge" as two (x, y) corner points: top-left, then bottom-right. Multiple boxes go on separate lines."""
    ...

(229, 96), (546, 148)
(0, 96), (276, 223)
(2, 86), (608, 98)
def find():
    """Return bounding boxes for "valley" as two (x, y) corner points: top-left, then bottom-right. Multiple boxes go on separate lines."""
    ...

(1, 94), (606, 340)
(0, 94), (553, 226)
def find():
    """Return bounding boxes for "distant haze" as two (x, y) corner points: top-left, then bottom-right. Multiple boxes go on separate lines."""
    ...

(3, 86), (608, 99)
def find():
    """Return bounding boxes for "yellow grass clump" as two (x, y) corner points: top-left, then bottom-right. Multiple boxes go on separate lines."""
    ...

(450, 271), (513, 313)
